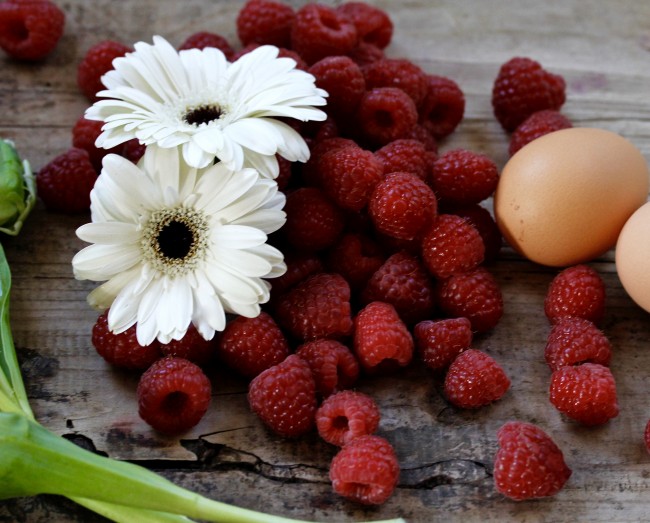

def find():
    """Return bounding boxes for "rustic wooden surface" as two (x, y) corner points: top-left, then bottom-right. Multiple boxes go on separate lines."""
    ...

(1, 0), (650, 522)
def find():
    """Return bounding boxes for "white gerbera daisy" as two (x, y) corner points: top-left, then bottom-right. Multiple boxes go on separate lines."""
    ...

(85, 36), (328, 177)
(72, 144), (287, 346)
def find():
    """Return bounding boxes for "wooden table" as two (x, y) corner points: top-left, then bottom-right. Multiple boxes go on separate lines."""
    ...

(1, 1), (650, 521)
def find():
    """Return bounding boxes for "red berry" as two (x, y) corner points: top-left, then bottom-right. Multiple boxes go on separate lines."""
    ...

(71, 116), (121, 172)
(336, 2), (393, 49)
(325, 233), (384, 292)
(77, 40), (131, 102)
(316, 390), (380, 446)
(494, 421), (572, 500)
(237, 0), (295, 49)
(346, 41), (385, 67)
(362, 58), (428, 106)
(449, 204), (502, 264)
(353, 301), (413, 374)
(356, 87), (418, 145)
(492, 56), (566, 132)
(275, 272), (354, 341)
(178, 31), (234, 59)
(404, 124), (438, 153)
(309, 55), (366, 117)
(429, 149), (499, 206)
(329, 434), (399, 505)
(443, 349), (510, 409)
(0, 0), (64, 61)
(509, 109), (572, 156)
(159, 324), (217, 367)
(418, 75), (465, 139)
(137, 356), (212, 435)
(248, 354), (317, 438)
(644, 419), (650, 455)
(275, 154), (293, 191)
(374, 139), (429, 181)
(296, 339), (359, 397)
(414, 317), (472, 372)
(544, 264), (606, 326)
(549, 363), (619, 426)
(36, 148), (97, 213)
(218, 312), (290, 379)
(544, 317), (612, 372)
(269, 251), (324, 301)
(120, 138), (146, 164)
(421, 214), (485, 279)
(92, 310), (161, 370)
(435, 267), (504, 333)
(302, 136), (357, 187)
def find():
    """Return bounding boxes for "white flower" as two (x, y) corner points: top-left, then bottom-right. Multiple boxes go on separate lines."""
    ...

(85, 36), (328, 177)
(72, 144), (287, 346)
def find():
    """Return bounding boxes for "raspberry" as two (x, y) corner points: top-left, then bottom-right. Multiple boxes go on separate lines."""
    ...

(316, 390), (380, 446)
(268, 251), (324, 301)
(356, 87), (418, 146)
(353, 301), (413, 374)
(414, 317), (472, 372)
(71, 116), (121, 172)
(137, 356), (212, 435)
(449, 204), (502, 264)
(368, 171), (438, 241)
(404, 124), (438, 153)
(77, 40), (132, 102)
(421, 214), (485, 279)
(308, 55), (366, 117)
(435, 267), (504, 333)
(119, 138), (146, 164)
(336, 2), (393, 49)
(296, 339), (359, 397)
(509, 109), (572, 156)
(492, 56), (566, 132)
(291, 3), (358, 65)
(374, 139), (429, 181)
(329, 435), (399, 505)
(36, 148), (97, 213)
(0, 0), (64, 61)
(494, 421), (572, 500)
(275, 272), (354, 341)
(325, 233), (384, 291)
(346, 41), (385, 67)
(645, 419), (650, 454)
(282, 187), (345, 251)
(317, 144), (384, 211)
(178, 31), (234, 59)
(549, 363), (619, 426)
(91, 310), (161, 370)
(218, 312), (290, 378)
(248, 354), (317, 438)
(236, 0), (295, 49)
(362, 58), (428, 106)
(275, 154), (293, 191)
(544, 264), (606, 326)
(443, 349), (510, 409)
(302, 136), (357, 186)
(418, 75), (466, 139)
(429, 149), (499, 206)
(361, 251), (435, 326)
(159, 324), (217, 368)
(544, 317), (612, 372)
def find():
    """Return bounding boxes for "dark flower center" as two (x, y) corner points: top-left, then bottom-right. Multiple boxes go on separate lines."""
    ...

(157, 220), (194, 260)
(184, 104), (223, 126)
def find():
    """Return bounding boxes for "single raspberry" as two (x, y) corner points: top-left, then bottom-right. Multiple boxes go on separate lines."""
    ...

(404, 124), (438, 153)
(268, 251), (324, 302)
(77, 40), (132, 102)
(302, 116), (339, 143)
(317, 144), (384, 211)
(435, 267), (504, 333)
(492, 56), (566, 132)
(361, 251), (435, 326)
(494, 421), (572, 500)
(449, 204), (502, 264)
(325, 233), (384, 291)
(178, 31), (234, 59)
(291, 3), (358, 65)
(544, 317), (612, 372)
(356, 87), (418, 146)
(443, 349), (510, 409)
(362, 58), (428, 106)
(36, 147), (97, 213)
(336, 2), (393, 49)
(418, 75), (465, 140)
(414, 317), (472, 372)
(71, 116), (121, 172)
(368, 171), (438, 241)
(509, 109), (572, 156)
(346, 41), (385, 67)
(0, 0), (64, 61)
(329, 435), (399, 505)
(308, 55), (366, 117)
(92, 310), (161, 370)
(316, 390), (380, 446)
(236, 0), (295, 49)
(544, 264), (606, 326)
(275, 272), (354, 341)
(301, 136), (357, 187)
(353, 301), (413, 374)
(296, 339), (359, 397)
(421, 214), (485, 279)
(549, 363), (619, 426)
(248, 354), (317, 438)
(137, 356), (212, 435)
(119, 138), (146, 164)
(374, 139), (429, 181)
(429, 149), (499, 206)
(645, 419), (650, 455)
(159, 324), (217, 368)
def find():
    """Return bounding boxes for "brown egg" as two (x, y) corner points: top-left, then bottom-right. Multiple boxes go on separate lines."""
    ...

(615, 201), (650, 312)
(494, 127), (649, 267)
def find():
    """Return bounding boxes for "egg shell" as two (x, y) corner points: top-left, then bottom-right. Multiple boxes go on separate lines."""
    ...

(494, 127), (649, 267)
(615, 201), (650, 312)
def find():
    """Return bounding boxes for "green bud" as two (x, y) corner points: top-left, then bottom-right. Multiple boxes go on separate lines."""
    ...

(0, 139), (36, 236)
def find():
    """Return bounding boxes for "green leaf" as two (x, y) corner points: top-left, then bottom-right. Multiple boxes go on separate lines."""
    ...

(0, 139), (36, 237)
